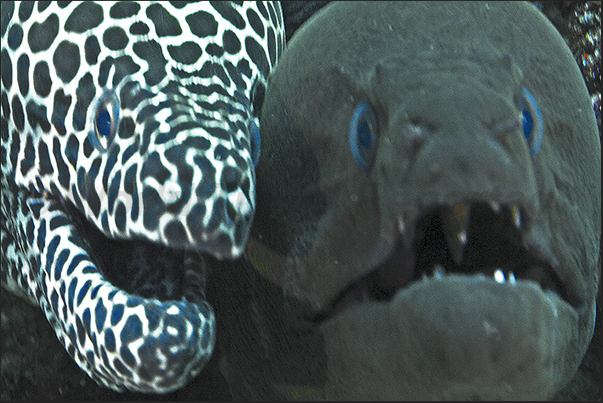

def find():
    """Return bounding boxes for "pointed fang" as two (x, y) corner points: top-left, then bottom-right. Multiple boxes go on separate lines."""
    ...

(512, 206), (522, 229)
(494, 269), (506, 283)
(489, 201), (501, 213)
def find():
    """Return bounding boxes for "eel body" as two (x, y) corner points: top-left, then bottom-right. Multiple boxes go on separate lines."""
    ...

(1, 1), (284, 393)
(213, 2), (601, 399)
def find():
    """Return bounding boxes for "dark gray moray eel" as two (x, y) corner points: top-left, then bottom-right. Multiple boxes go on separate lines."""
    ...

(208, 1), (601, 400)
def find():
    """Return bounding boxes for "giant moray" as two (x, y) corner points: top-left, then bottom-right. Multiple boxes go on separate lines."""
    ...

(210, 2), (601, 400)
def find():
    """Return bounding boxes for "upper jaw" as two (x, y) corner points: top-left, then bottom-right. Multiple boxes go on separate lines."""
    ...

(311, 199), (576, 323)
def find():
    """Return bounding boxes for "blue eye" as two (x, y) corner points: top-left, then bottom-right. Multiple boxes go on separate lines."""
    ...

(96, 108), (112, 138)
(250, 120), (261, 167)
(519, 87), (543, 156)
(350, 101), (379, 171)
(91, 97), (118, 151)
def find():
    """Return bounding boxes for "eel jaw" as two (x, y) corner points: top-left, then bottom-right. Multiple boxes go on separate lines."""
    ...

(314, 200), (571, 322)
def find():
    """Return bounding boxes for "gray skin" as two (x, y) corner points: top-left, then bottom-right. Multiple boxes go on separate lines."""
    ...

(211, 1), (601, 400)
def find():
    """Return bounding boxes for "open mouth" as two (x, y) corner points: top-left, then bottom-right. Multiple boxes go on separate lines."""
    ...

(314, 201), (570, 322)
(66, 202), (207, 305)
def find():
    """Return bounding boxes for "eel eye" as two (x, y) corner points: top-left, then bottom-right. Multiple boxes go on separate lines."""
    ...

(519, 87), (543, 156)
(350, 101), (379, 171)
(92, 97), (119, 151)
(250, 120), (261, 167)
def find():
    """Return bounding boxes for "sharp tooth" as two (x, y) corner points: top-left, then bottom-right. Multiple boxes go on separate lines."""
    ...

(457, 230), (467, 245)
(440, 204), (469, 265)
(511, 206), (522, 228)
(508, 271), (517, 284)
(397, 215), (406, 234)
(494, 269), (506, 283)
(489, 200), (501, 213)
(397, 207), (420, 250)
(432, 264), (445, 278)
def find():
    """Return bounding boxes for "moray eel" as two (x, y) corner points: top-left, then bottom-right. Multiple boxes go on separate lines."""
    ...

(1, 1), (284, 393)
(212, 2), (601, 399)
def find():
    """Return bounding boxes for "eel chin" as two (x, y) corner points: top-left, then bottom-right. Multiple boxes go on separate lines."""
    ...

(314, 201), (585, 400)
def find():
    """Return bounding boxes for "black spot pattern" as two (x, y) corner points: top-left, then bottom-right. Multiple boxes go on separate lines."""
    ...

(37, 1), (51, 13)
(84, 158), (102, 217)
(102, 145), (119, 192)
(164, 221), (187, 245)
(197, 62), (230, 87)
(28, 13), (59, 53)
(7, 24), (23, 50)
(11, 95), (24, 132)
(222, 29), (241, 54)
(246, 8), (264, 37)
(167, 42), (202, 65)
(142, 188), (162, 230)
(20, 134), (34, 182)
(220, 166), (242, 192)
(84, 35), (100, 65)
(37, 141), (52, 176)
(51, 90), (71, 136)
(205, 43), (224, 58)
(103, 26), (129, 51)
(187, 11), (218, 38)
(25, 101), (51, 132)
(1, 49), (11, 89)
(54, 137), (70, 189)
(1, 92), (9, 120)
(53, 40), (80, 83)
(115, 202), (126, 233)
(73, 73), (95, 132)
(117, 116), (135, 139)
(112, 55), (140, 86)
(98, 57), (114, 88)
(65, 2), (103, 33)
(18, 2), (33, 22)
(17, 53), (29, 96)
(140, 152), (170, 184)
(123, 164), (139, 220)
(186, 204), (207, 244)
(65, 134), (79, 169)
(108, 170), (121, 214)
(110, 2), (141, 19)
(211, 1), (245, 29)
(267, 26), (277, 66)
(146, 4), (182, 37)
(33, 61), (51, 98)
(132, 41), (167, 86)
(129, 22), (149, 36)
(194, 155), (216, 198)
(245, 36), (269, 78)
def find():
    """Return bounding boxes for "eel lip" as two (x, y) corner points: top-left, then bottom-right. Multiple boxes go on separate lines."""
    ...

(311, 200), (573, 322)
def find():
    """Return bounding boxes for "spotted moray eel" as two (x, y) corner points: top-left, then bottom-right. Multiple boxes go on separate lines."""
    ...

(1, 1), (284, 393)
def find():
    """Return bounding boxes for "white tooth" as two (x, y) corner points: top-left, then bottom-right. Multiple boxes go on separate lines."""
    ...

(512, 206), (521, 228)
(457, 231), (467, 245)
(433, 264), (445, 278)
(397, 208), (420, 250)
(494, 269), (506, 283)
(397, 215), (406, 234)
(441, 204), (469, 265)
(489, 201), (501, 213)
(508, 271), (517, 284)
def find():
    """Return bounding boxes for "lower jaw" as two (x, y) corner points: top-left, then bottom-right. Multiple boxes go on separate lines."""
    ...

(318, 274), (586, 400)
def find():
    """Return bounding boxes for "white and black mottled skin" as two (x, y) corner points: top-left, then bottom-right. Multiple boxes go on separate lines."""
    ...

(0, 1), (284, 393)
